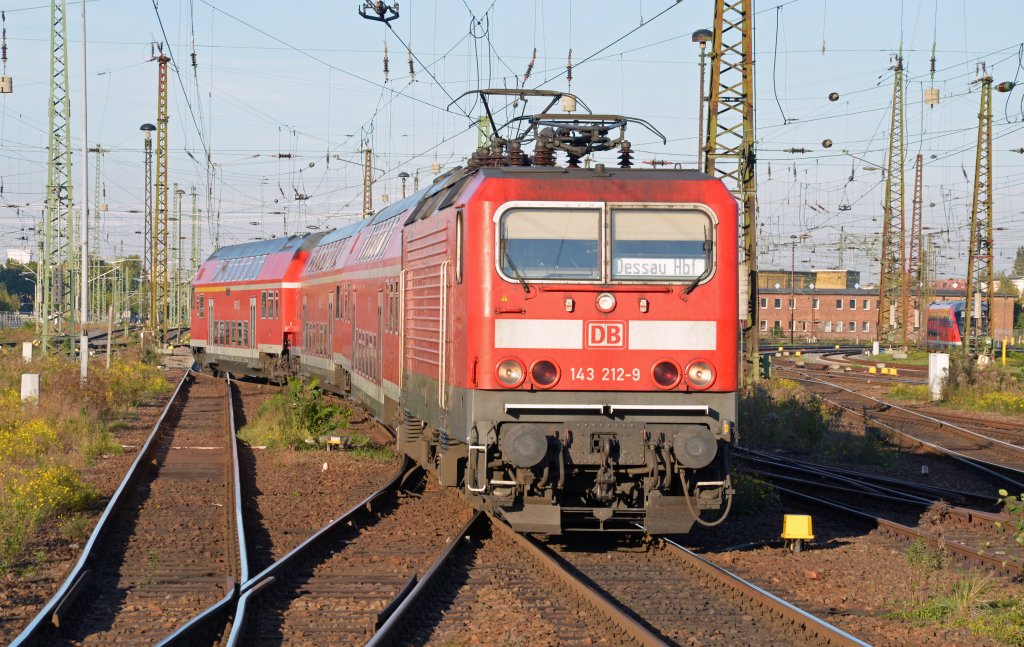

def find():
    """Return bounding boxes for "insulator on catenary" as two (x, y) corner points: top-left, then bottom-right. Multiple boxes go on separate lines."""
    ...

(407, 46), (414, 80)
(522, 47), (536, 85)
(383, 42), (389, 81)
(618, 141), (633, 168)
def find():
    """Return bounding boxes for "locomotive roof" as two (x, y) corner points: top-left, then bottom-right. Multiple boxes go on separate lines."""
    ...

(204, 232), (321, 262)
(475, 166), (713, 180)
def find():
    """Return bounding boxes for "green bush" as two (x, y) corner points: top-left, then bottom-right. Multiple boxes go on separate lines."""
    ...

(238, 378), (351, 449)
(740, 378), (833, 452)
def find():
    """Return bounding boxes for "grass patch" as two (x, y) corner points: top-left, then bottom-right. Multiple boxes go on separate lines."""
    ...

(820, 430), (896, 466)
(864, 349), (931, 366)
(346, 431), (395, 461)
(888, 383), (932, 401)
(239, 378), (351, 450)
(892, 574), (1024, 645)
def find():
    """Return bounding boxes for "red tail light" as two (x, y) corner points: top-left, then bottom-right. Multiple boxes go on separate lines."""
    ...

(652, 360), (681, 389)
(531, 360), (560, 388)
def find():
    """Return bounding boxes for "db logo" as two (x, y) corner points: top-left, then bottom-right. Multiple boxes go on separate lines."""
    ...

(586, 321), (626, 349)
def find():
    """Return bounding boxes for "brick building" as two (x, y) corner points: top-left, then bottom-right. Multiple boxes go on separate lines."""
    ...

(757, 284), (1017, 343)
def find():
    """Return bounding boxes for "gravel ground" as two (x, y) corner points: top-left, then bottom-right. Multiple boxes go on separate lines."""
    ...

(232, 378), (399, 573)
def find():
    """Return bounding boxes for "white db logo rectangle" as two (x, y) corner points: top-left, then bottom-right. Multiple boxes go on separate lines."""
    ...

(586, 321), (625, 349)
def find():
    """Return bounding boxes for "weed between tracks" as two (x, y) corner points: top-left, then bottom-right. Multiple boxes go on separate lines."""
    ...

(237, 378), (393, 459)
(0, 349), (169, 572)
(941, 353), (1024, 416)
(741, 378), (894, 465)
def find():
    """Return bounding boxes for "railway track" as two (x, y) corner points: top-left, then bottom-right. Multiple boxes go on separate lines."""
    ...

(227, 462), (475, 645)
(370, 514), (868, 646)
(12, 370), (244, 646)
(776, 365), (1024, 490)
(739, 449), (1024, 577)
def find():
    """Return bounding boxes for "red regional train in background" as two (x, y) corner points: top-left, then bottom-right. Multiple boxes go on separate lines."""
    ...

(926, 301), (966, 348)
(192, 104), (740, 534)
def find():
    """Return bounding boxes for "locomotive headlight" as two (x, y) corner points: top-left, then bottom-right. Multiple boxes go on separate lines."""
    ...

(530, 359), (560, 388)
(496, 358), (525, 387)
(596, 292), (617, 313)
(652, 360), (681, 389)
(685, 359), (715, 389)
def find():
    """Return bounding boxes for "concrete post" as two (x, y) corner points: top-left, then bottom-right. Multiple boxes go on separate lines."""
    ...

(928, 352), (949, 401)
(22, 341), (32, 363)
(21, 373), (39, 403)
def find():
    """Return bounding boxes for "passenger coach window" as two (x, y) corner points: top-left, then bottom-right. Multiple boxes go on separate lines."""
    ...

(499, 208), (600, 280)
(611, 208), (711, 281)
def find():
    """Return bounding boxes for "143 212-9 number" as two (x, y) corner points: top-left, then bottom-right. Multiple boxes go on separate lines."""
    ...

(570, 367), (641, 382)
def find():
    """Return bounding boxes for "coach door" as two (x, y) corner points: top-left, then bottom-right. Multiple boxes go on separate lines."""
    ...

(377, 289), (384, 401)
(208, 300), (215, 345)
(249, 297), (257, 352)
(327, 291), (335, 360)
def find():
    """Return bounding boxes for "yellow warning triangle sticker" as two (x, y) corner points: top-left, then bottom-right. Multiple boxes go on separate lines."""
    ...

(500, 295), (509, 302)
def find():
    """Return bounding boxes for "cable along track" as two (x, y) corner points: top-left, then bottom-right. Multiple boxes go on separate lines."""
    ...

(12, 370), (244, 646)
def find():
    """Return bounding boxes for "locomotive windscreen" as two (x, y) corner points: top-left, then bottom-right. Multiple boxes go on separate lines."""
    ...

(499, 207), (601, 280)
(611, 208), (711, 280)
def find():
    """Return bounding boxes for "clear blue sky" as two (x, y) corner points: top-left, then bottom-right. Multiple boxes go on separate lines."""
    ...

(0, 0), (1022, 280)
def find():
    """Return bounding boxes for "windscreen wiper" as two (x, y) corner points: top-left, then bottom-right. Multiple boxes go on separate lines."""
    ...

(684, 230), (713, 295)
(501, 245), (532, 294)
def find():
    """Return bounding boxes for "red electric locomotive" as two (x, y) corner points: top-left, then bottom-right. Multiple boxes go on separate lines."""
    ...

(193, 104), (740, 534)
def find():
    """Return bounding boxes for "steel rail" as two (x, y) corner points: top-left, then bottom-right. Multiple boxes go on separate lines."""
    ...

(367, 511), (485, 646)
(736, 447), (996, 505)
(494, 518), (668, 647)
(225, 456), (412, 647)
(11, 368), (194, 647)
(778, 370), (1024, 491)
(659, 535), (871, 647)
(786, 371), (1024, 457)
(155, 372), (250, 646)
(772, 485), (1024, 577)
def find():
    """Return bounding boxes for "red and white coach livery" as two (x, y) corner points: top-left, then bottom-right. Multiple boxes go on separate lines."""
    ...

(193, 107), (740, 534)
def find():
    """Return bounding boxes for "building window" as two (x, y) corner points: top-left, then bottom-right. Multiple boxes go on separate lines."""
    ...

(836, 321), (844, 332)
(835, 299), (843, 310)
(774, 320), (782, 332)
(812, 298), (820, 310)
(849, 321), (856, 332)
(863, 321), (870, 332)
(849, 299), (857, 310)
(760, 319), (768, 331)
(789, 298), (795, 309)
(863, 299), (870, 310)
(774, 298), (782, 309)
(760, 297), (767, 309)
(801, 321), (807, 332)
(824, 321), (832, 332)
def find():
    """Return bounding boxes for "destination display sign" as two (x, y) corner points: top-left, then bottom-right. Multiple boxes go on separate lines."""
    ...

(614, 257), (706, 278)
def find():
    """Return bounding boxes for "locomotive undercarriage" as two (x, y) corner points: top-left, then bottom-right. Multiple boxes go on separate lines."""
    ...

(400, 386), (737, 535)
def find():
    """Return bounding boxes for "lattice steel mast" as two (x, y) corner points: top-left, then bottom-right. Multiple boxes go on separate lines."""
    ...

(878, 54), (906, 345)
(362, 147), (374, 219)
(151, 45), (170, 343)
(41, 0), (75, 351)
(964, 69), (994, 353)
(706, 0), (757, 382)
(905, 153), (923, 343)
